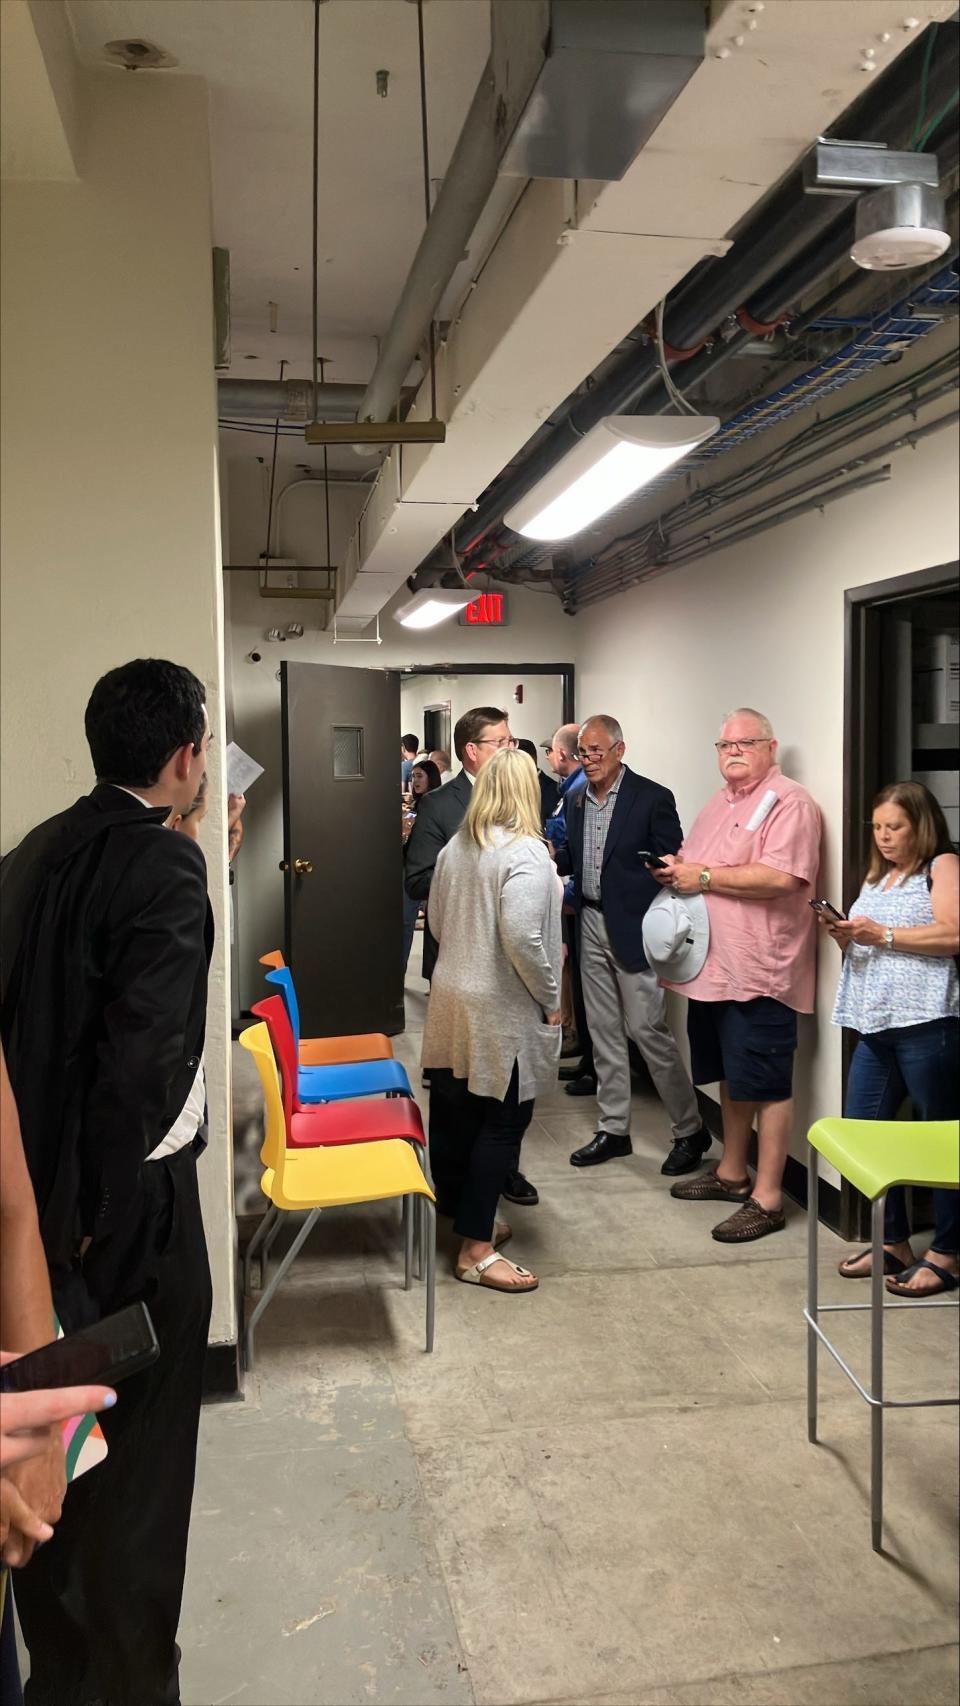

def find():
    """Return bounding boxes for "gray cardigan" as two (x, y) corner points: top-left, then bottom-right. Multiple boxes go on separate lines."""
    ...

(422, 826), (562, 1103)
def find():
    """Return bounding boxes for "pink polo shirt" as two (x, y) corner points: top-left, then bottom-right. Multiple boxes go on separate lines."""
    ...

(663, 766), (822, 1013)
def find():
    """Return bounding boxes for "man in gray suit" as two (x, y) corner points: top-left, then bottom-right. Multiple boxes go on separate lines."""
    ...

(405, 705), (540, 1208)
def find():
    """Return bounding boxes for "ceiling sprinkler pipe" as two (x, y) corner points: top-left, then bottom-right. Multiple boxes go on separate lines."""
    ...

(217, 379), (371, 420)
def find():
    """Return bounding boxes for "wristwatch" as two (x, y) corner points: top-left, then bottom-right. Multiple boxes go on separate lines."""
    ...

(699, 868), (712, 892)
(883, 926), (894, 947)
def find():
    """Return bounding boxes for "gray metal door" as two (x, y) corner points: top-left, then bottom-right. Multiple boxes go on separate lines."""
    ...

(281, 660), (403, 1037)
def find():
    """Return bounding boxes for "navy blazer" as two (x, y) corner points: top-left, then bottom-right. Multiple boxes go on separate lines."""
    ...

(557, 765), (684, 972)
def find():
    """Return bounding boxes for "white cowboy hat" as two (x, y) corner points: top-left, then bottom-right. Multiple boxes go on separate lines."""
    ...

(642, 890), (710, 983)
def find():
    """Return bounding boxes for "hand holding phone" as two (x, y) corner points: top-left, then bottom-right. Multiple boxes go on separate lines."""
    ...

(0, 1303), (158, 1398)
(809, 899), (845, 922)
(638, 850), (668, 870)
(0, 1378), (116, 1470)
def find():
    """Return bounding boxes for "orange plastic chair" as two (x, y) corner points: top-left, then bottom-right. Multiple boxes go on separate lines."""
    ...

(258, 950), (393, 1064)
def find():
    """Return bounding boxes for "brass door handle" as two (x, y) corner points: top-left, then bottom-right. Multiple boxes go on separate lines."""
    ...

(279, 858), (313, 875)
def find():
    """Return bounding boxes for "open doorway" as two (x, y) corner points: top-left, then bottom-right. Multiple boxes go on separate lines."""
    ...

(839, 559), (959, 1236)
(395, 663), (575, 768)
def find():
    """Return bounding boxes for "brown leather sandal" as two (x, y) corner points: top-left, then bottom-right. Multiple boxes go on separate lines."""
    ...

(670, 1166), (751, 1203)
(711, 1198), (786, 1242)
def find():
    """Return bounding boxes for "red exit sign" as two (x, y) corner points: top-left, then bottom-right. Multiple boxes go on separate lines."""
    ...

(458, 591), (509, 627)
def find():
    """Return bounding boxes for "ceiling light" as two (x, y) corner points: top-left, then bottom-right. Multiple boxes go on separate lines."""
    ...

(394, 588), (476, 630)
(503, 416), (720, 541)
(850, 183), (951, 271)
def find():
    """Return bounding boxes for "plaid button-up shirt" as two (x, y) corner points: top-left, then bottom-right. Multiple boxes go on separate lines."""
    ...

(581, 767), (624, 901)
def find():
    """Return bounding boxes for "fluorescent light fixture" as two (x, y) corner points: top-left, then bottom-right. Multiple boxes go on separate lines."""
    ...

(503, 415), (720, 541)
(394, 587), (476, 630)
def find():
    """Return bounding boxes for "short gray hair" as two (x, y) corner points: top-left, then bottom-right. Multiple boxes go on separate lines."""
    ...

(721, 706), (774, 739)
(580, 714), (624, 745)
(554, 723), (580, 759)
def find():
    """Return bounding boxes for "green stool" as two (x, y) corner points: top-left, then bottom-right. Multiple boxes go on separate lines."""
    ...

(806, 1118), (960, 1552)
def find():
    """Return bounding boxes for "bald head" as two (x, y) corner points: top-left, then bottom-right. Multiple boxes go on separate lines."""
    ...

(547, 722), (580, 778)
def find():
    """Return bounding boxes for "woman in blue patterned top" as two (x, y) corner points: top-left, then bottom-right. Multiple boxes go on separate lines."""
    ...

(823, 781), (959, 1298)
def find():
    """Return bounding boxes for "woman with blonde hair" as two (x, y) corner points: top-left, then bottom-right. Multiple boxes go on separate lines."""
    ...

(822, 780), (959, 1296)
(423, 747), (562, 1293)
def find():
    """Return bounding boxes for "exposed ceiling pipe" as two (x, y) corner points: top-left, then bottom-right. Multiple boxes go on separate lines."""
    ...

(218, 379), (372, 421)
(451, 19), (960, 561)
(355, 16), (546, 425)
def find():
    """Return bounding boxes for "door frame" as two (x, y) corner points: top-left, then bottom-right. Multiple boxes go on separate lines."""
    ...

(392, 662), (576, 725)
(839, 558), (959, 1236)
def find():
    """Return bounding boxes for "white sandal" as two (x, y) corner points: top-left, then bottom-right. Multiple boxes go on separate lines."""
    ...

(455, 1251), (539, 1293)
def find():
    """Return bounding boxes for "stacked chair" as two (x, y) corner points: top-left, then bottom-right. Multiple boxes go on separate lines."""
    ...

(239, 953), (436, 1368)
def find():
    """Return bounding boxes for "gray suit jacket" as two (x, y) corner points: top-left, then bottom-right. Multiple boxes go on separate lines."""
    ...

(422, 828), (562, 1103)
(403, 769), (473, 980)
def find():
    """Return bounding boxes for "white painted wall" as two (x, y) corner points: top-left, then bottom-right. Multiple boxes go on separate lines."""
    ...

(574, 423), (960, 1156)
(1, 72), (236, 1345)
(224, 560), (574, 1007)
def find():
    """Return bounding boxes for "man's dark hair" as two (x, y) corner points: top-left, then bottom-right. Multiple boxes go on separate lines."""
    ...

(85, 659), (207, 787)
(454, 706), (507, 761)
(401, 733), (419, 755)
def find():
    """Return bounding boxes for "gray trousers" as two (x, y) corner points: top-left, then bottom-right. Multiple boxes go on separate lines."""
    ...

(579, 907), (701, 1141)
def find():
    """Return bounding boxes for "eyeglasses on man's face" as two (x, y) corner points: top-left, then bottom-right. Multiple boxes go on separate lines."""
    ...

(577, 742), (621, 762)
(473, 735), (517, 750)
(715, 738), (771, 754)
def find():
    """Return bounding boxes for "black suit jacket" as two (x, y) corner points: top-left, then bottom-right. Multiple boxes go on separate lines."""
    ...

(557, 765), (683, 972)
(0, 785), (212, 1278)
(403, 769), (473, 980)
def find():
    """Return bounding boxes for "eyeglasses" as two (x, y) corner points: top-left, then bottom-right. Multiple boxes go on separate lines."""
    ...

(473, 736), (517, 750)
(715, 738), (771, 753)
(576, 743), (620, 761)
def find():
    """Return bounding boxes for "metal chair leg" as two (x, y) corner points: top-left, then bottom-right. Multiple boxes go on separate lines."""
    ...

(424, 1200), (436, 1353)
(260, 1210), (284, 1291)
(244, 1208), (321, 1372)
(807, 1142), (819, 1444)
(403, 1195), (413, 1291)
(870, 1193), (885, 1552)
(243, 1204), (278, 1295)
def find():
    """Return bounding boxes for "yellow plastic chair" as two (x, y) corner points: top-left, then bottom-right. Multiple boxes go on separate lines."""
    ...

(239, 1023), (436, 1367)
(806, 1117), (960, 1551)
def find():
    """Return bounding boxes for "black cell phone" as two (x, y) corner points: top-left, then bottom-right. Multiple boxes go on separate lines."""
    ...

(0, 1303), (159, 1393)
(809, 899), (846, 922)
(637, 850), (668, 870)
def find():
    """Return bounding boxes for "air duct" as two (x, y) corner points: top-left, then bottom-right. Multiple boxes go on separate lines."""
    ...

(218, 380), (374, 421)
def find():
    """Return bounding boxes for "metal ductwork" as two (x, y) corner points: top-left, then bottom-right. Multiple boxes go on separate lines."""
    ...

(356, 0), (705, 425)
(452, 17), (960, 564)
(218, 379), (372, 422)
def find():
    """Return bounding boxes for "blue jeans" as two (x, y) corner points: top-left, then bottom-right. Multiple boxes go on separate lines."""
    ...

(402, 886), (422, 973)
(845, 1018), (959, 1255)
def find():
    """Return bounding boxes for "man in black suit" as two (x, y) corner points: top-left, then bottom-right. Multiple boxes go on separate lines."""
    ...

(557, 715), (711, 1174)
(0, 658), (215, 1706)
(404, 705), (539, 1208)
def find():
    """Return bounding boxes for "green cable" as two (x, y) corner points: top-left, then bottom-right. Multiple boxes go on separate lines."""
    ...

(914, 88), (960, 154)
(909, 23), (938, 150)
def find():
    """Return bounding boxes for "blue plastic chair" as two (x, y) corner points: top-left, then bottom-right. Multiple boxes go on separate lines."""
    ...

(263, 964), (394, 1068)
(252, 997), (412, 1105)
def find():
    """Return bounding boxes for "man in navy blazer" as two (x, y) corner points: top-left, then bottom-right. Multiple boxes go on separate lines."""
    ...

(556, 715), (711, 1172)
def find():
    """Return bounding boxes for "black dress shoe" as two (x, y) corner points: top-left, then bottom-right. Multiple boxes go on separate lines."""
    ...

(570, 1131), (632, 1168)
(558, 1062), (584, 1081)
(564, 1074), (598, 1098)
(660, 1127), (712, 1177)
(501, 1171), (539, 1206)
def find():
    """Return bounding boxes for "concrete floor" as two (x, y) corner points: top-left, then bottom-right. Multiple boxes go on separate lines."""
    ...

(181, 953), (960, 1706)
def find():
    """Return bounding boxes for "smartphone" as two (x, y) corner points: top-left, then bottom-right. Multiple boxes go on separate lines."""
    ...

(809, 899), (846, 922)
(637, 850), (668, 870)
(0, 1303), (159, 1393)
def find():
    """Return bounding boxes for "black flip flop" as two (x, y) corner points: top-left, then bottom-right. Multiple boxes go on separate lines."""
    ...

(838, 1247), (907, 1279)
(885, 1258), (959, 1299)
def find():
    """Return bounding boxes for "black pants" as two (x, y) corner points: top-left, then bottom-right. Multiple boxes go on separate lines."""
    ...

(566, 914), (595, 1077)
(429, 1064), (535, 1241)
(16, 1147), (212, 1706)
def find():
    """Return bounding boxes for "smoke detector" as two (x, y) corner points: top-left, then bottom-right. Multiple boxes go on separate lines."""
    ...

(103, 39), (178, 71)
(850, 182), (951, 271)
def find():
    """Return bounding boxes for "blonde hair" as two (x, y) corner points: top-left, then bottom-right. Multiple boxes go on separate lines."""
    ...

(463, 748), (543, 849)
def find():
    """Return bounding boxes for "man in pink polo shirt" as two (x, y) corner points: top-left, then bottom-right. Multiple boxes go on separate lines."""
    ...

(650, 708), (822, 1242)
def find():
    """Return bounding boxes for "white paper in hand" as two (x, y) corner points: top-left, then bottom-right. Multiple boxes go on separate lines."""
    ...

(226, 741), (264, 796)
